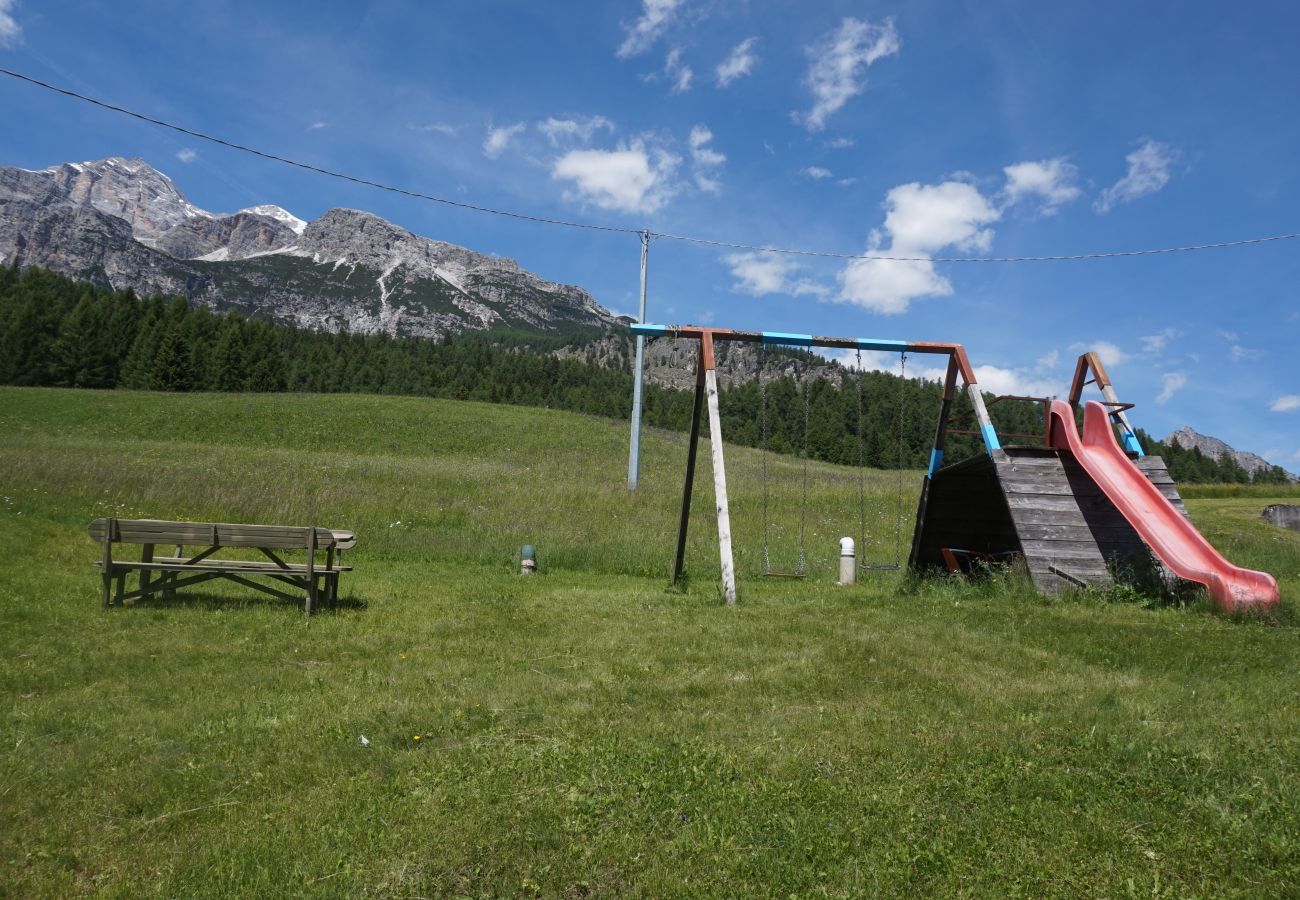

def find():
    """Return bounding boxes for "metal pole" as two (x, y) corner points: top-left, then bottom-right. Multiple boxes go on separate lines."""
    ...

(627, 230), (650, 489)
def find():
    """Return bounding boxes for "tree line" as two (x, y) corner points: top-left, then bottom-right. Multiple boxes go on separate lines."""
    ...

(0, 265), (1288, 483)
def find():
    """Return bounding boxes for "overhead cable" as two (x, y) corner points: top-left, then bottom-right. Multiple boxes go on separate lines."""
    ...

(3, 66), (1298, 264)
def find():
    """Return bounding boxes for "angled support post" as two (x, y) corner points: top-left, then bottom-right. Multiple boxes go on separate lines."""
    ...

(672, 349), (707, 584)
(701, 331), (737, 605)
(1069, 351), (1144, 456)
(909, 354), (961, 570)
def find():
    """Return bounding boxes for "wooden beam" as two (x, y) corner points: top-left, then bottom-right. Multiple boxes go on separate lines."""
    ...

(672, 350), (707, 584)
(701, 332), (737, 605)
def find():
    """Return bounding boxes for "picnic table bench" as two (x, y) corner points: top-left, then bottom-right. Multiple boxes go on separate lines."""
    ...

(88, 518), (355, 614)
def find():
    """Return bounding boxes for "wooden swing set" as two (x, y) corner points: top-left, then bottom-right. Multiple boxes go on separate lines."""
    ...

(631, 323), (1000, 604)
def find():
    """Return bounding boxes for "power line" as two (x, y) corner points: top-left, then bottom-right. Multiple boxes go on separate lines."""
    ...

(4, 65), (1299, 264)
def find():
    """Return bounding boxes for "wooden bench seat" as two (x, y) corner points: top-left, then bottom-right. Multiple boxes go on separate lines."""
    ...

(89, 518), (355, 613)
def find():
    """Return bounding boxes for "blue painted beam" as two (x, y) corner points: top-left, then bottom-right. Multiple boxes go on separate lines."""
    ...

(630, 323), (670, 337)
(854, 338), (908, 352)
(760, 331), (814, 346)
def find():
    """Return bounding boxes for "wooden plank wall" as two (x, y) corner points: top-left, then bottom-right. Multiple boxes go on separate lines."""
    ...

(915, 448), (1189, 597)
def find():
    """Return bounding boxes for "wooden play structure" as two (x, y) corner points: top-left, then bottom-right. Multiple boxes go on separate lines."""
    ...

(631, 326), (1279, 613)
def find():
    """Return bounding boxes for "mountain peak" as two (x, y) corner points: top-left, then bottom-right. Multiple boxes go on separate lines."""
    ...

(1165, 426), (1297, 482)
(238, 204), (307, 235)
(0, 155), (620, 342)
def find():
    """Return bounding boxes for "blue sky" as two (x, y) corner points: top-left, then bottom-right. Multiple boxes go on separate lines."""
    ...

(2, 0), (1298, 465)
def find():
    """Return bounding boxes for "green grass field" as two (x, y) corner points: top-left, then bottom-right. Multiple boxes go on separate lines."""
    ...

(2, 387), (1298, 897)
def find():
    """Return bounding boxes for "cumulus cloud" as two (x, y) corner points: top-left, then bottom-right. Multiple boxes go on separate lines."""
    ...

(0, 0), (21, 46)
(410, 122), (461, 137)
(617, 0), (683, 58)
(552, 141), (680, 213)
(483, 122), (526, 158)
(840, 350), (1061, 396)
(1156, 372), (1187, 405)
(801, 17), (900, 131)
(1070, 340), (1127, 368)
(537, 115), (614, 145)
(724, 252), (828, 298)
(664, 47), (693, 93)
(803, 166), (832, 180)
(1270, 395), (1300, 413)
(1003, 157), (1081, 214)
(1094, 139), (1179, 213)
(715, 37), (759, 86)
(175, 148), (198, 164)
(837, 180), (999, 314)
(1229, 344), (1263, 362)
(688, 125), (724, 192)
(1140, 327), (1179, 354)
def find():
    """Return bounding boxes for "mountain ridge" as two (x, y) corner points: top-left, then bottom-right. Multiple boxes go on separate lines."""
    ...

(1164, 426), (1297, 482)
(0, 156), (620, 340)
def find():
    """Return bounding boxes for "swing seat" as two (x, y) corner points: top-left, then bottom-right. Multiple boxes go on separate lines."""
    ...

(859, 562), (901, 571)
(763, 570), (807, 579)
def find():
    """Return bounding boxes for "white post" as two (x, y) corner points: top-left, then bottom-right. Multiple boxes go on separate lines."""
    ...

(704, 365), (737, 605)
(627, 230), (650, 489)
(838, 537), (856, 585)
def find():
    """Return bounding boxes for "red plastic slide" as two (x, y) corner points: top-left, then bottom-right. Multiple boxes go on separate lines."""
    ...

(1048, 399), (1280, 613)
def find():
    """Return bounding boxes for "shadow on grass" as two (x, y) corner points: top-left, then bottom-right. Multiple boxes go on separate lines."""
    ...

(123, 591), (368, 614)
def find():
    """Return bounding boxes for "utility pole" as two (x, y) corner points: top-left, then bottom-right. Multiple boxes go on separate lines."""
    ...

(627, 229), (650, 489)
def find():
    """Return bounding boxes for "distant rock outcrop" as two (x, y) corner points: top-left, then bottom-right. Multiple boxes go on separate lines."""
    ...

(0, 156), (621, 340)
(1165, 426), (1297, 482)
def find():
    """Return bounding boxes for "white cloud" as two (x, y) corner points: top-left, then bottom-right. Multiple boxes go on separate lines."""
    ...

(715, 37), (759, 86)
(1070, 340), (1127, 367)
(1217, 329), (1238, 342)
(838, 349), (1061, 396)
(1230, 344), (1263, 362)
(665, 47), (693, 93)
(175, 148), (198, 164)
(724, 252), (828, 298)
(803, 166), (833, 180)
(836, 177), (860, 187)
(1003, 157), (1081, 214)
(1156, 372), (1187, 405)
(483, 122), (526, 159)
(537, 115), (614, 146)
(1036, 349), (1060, 370)
(826, 137), (856, 150)
(410, 122), (460, 137)
(1094, 139), (1179, 213)
(552, 141), (680, 213)
(1140, 327), (1179, 354)
(688, 125), (725, 193)
(307, 121), (329, 131)
(1270, 395), (1300, 413)
(837, 180), (999, 314)
(0, 0), (21, 46)
(802, 17), (900, 131)
(618, 0), (683, 58)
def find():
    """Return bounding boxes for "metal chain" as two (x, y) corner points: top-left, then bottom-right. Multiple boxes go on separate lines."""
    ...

(856, 349), (866, 566)
(760, 345), (771, 575)
(893, 353), (908, 568)
(798, 373), (809, 576)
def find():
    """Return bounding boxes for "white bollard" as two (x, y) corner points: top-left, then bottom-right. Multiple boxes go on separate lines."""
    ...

(838, 537), (856, 585)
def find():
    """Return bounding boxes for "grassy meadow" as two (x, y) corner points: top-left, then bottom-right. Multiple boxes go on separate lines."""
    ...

(1, 386), (1298, 897)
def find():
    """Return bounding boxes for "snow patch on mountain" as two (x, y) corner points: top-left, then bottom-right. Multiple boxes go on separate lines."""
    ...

(239, 204), (307, 235)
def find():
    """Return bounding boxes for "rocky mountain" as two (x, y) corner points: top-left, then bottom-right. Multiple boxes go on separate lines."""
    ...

(1165, 426), (1297, 482)
(0, 157), (621, 340)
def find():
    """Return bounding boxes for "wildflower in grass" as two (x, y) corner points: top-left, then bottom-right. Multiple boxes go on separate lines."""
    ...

(413, 735), (421, 742)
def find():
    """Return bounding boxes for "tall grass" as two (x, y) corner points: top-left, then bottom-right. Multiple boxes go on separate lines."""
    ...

(1, 387), (1297, 897)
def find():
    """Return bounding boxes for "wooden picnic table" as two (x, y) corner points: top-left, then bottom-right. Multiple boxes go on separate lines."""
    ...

(88, 518), (355, 614)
